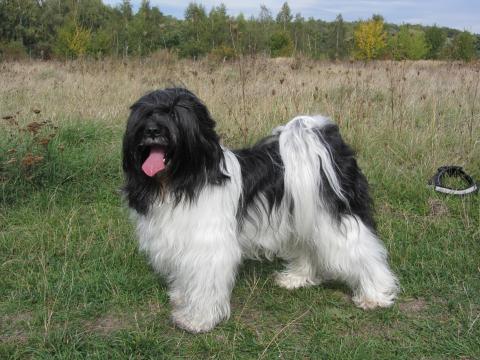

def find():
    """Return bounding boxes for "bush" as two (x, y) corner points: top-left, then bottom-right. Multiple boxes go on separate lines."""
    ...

(210, 46), (236, 61)
(450, 31), (476, 62)
(178, 40), (208, 59)
(388, 27), (428, 60)
(0, 41), (28, 61)
(55, 21), (91, 59)
(88, 29), (112, 58)
(269, 31), (293, 57)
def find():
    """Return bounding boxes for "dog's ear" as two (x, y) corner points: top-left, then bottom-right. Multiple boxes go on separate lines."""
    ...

(160, 90), (229, 204)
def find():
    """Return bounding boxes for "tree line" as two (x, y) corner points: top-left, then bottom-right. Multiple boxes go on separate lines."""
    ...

(0, 0), (478, 61)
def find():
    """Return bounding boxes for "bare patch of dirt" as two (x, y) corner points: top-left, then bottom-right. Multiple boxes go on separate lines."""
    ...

(0, 311), (32, 343)
(84, 314), (129, 335)
(146, 299), (167, 314)
(399, 297), (428, 314)
(378, 202), (394, 214)
(0, 330), (29, 343)
(352, 321), (399, 340)
(427, 198), (449, 217)
(2, 312), (32, 324)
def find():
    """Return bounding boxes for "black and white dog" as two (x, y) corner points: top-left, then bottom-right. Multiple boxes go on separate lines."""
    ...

(122, 87), (398, 333)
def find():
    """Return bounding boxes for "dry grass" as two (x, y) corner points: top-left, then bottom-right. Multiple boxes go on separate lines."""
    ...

(1, 56), (479, 168)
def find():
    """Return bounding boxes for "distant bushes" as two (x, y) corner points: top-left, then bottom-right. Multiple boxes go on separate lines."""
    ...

(0, 41), (28, 61)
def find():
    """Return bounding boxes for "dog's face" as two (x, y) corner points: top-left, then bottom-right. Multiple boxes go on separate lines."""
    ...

(135, 112), (176, 177)
(122, 88), (228, 214)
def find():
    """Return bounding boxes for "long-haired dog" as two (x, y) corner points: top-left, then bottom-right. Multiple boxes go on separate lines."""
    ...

(122, 87), (398, 333)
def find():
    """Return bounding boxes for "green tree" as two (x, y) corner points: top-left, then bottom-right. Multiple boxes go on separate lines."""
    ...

(254, 5), (274, 54)
(181, 2), (208, 57)
(388, 26), (428, 60)
(127, 0), (165, 56)
(0, 0), (40, 54)
(208, 4), (229, 50)
(75, 0), (111, 30)
(450, 31), (476, 61)
(276, 2), (292, 31)
(119, 0), (133, 20)
(292, 13), (305, 54)
(425, 25), (446, 59)
(88, 28), (112, 57)
(329, 14), (347, 60)
(259, 5), (273, 23)
(269, 30), (293, 57)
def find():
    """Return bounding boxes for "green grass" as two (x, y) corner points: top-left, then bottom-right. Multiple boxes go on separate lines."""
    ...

(1, 118), (479, 359)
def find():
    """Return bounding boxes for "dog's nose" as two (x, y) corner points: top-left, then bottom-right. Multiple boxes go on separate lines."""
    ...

(145, 125), (161, 138)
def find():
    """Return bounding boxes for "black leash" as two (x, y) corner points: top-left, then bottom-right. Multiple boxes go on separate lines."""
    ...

(428, 166), (478, 196)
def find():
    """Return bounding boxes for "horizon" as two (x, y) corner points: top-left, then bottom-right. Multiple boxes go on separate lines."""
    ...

(103, 0), (480, 34)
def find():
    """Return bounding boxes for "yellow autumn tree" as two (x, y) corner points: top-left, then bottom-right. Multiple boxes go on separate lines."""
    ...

(354, 17), (386, 60)
(55, 20), (91, 58)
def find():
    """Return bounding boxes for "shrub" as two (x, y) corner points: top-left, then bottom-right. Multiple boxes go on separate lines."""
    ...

(388, 26), (428, 60)
(210, 45), (236, 61)
(269, 31), (293, 57)
(55, 21), (91, 59)
(0, 41), (28, 61)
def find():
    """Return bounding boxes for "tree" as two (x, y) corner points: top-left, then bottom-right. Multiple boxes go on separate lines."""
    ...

(269, 30), (293, 57)
(75, 0), (111, 30)
(0, 2), (475, 61)
(208, 4), (229, 50)
(181, 2), (208, 57)
(0, 0), (41, 53)
(127, 0), (165, 56)
(354, 16), (386, 60)
(292, 13), (304, 53)
(232, 13), (248, 54)
(425, 25), (446, 59)
(255, 5), (274, 53)
(258, 5), (273, 23)
(329, 14), (347, 60)
(119, 0), (133, 20)
(276, 2), (292, 31)
(450, 31), (476, 62)
(55, 20), (91, 58)
(388, 25), (428, 60)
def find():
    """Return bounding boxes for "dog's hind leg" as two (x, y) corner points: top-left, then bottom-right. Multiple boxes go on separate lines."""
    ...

(314, 216), (399, 309)
(275, 245), (321, 289)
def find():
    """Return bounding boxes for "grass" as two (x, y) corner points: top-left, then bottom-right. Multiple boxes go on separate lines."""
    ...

(1, 56), (479, 359)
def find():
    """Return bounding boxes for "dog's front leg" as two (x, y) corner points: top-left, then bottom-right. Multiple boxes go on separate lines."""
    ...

(169, 239), (241, 333)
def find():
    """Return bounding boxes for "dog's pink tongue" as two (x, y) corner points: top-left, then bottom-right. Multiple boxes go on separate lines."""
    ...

(142, 147), (165, 177)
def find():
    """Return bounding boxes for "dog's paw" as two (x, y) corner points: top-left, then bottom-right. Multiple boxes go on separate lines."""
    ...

(352, 293), (395, 310)
(274, 271), (320, 290)
(171, 310), (218, 333)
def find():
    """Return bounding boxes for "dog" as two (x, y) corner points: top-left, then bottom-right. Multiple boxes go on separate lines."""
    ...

(122, 87), (398, 333)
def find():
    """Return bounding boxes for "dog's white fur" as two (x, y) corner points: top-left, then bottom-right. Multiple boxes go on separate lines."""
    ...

(133, 115), (398, 333)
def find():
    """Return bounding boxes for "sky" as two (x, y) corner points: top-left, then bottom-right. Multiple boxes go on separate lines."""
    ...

(103, 0), (480, 33)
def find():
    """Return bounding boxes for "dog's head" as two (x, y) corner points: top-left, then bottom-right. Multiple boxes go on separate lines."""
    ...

(122, 88), (228, 214)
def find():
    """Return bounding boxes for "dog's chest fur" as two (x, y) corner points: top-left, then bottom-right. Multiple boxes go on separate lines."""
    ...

(134, 151), (244, 275)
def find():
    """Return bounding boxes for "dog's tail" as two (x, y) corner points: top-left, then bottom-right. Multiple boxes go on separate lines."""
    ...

(278, 115), (347, 239)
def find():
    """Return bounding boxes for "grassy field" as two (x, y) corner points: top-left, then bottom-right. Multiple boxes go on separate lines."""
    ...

(1, 56), (479, 359)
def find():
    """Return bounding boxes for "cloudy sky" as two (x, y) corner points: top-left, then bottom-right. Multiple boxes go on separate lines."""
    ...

(104, 0), (480, 33)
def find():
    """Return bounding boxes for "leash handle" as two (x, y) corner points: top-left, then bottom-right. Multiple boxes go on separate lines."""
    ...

(429, 166), (478, 196)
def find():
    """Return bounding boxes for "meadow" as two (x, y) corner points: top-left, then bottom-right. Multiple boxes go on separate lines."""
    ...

(1, 55), (479, 359)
